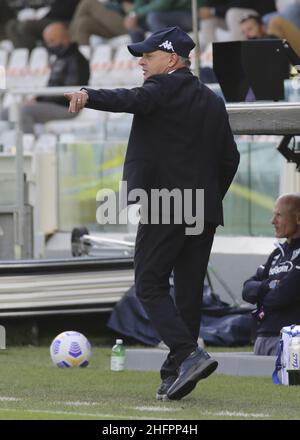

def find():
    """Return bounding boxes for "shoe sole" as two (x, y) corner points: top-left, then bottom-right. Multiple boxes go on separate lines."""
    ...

(156, 393), (169, 401)
(156, 381), (196, 401)
(167, 359), (218, 400)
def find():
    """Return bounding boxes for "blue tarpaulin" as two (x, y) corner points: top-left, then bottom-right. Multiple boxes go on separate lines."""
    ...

(107, 285), (254, 347)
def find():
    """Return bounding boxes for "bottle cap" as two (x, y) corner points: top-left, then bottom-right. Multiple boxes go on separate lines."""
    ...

(116, 339), (123, 344)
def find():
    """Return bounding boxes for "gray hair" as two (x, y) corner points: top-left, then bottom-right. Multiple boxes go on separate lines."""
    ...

(179, 56), (191, 68)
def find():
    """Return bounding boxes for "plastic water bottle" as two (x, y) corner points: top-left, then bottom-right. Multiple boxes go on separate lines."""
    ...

(287, 336), (300, 385)
(110, 339), (125, 372)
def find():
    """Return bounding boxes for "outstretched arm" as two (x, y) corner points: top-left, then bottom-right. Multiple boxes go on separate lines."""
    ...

(64, 76), (165, 115)
(64, 90), (89, 113)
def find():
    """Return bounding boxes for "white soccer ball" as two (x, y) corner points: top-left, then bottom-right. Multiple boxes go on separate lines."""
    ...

(50, 331), (92, 368)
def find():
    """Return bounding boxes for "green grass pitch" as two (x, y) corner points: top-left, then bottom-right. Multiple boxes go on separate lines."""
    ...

(0, 346), (300, 420)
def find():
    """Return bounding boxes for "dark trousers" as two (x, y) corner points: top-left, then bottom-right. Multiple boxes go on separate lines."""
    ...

(134, 221), (216, 379)
(5, 18), (54, 50)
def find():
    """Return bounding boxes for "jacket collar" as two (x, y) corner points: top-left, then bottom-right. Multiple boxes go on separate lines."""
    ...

(279, 237), (300, 253)
(171, 67), (193, 76)
(287, 237), (300, 249)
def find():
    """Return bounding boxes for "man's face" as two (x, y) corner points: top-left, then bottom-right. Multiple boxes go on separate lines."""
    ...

(271, 199), (300, 241)
(138, 50), (174, 80)
(241, 19), (265, 39)
(44, 33), (61, 47)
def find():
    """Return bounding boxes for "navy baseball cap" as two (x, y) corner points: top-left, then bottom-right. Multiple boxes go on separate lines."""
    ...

(128, 26), (195, 58)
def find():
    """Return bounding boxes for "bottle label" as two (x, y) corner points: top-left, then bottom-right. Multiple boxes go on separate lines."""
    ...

(290, 350), (300, 369)
(111, 355), (125, 371)
(288, 340), (300, 370)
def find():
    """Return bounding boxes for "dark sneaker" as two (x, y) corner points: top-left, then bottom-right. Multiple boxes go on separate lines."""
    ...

(167, 348), (218, 400)
(156, 376), (177, 401)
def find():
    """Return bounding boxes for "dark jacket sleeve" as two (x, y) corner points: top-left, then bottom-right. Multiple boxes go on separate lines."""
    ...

(262, 265), (300, 310)
(84, 76), (166, 114)
(242, 265), (270, 304)
(64, 54), (90, 87)
(218, 99), (240, 199)
(242, 251), (278, 304)
(46, 0), (80, 20)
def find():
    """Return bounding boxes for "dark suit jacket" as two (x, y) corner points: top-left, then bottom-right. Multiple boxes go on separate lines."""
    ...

(84, 67), (240, 226)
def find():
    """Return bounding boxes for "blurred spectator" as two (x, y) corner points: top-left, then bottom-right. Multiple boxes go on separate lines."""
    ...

(1, 22), (90, 133)
(70, 0), (134, 45)
(199, 0), (276, 21)
(0, 0), (16, 41)
(198, 0), (276, 46)
(6, 0), (80, 50)
(264, 2), (300, 29)
(240, 14), (300, 58)
(124, 0), (196, 43)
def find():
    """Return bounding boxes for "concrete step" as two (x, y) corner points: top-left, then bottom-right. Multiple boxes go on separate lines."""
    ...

(125, 349), (276, 377)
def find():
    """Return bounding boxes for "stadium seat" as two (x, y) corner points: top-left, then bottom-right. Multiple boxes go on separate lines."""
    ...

(0, 40), (13, 53)
(6, 48), (29, 88)
(44, 108), (102, 135)
(79, 45), (91, 61)
(215, 28), (231, 43)
(90, 34), (130, 50)
(35, 6), (51, 19)
(17, 8), (36, 21)
(109, 45), (141, 86)
(27, 46), (50, 87)
(89, 35), (105, 49)
(108, 34), (131, 50)
(89, 44), (112, 87)
(0, 49), (8, 70)
(1, 92), (23, 112)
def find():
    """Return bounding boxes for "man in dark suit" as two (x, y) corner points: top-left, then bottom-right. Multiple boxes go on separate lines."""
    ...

(65, 27), (240, 400)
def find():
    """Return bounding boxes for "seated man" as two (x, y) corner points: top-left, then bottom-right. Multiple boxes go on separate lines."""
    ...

(242, 193), (300, 356)
(5, 0), (80, 50)
(240, 14), (300, 58)
(1, 22), (90, 134)
(264, 1), (300, 30)
(198, 0), (276, 46)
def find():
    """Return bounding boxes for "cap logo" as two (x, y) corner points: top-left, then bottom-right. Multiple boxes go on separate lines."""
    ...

(158, 40), (174, 52)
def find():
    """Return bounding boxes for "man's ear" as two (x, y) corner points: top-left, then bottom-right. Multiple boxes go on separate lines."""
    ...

(168, 53), (179, 68)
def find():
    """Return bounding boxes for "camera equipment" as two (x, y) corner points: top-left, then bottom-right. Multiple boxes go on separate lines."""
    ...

(277, 135), (300, 171)
(213, 39), (290, 102)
